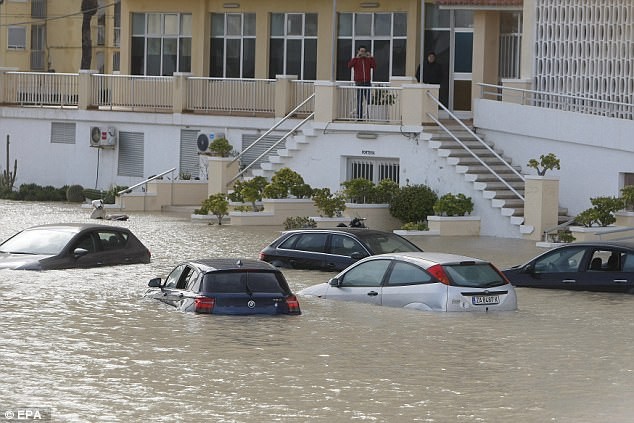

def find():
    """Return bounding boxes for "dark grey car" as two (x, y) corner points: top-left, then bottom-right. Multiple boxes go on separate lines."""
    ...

(0, 223), (151, 270)
(259, 228), (422, 271)
(503, 241), (634, 293)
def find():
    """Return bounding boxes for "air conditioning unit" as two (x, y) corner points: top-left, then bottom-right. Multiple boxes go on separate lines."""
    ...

(196, 130), (225, 153)
(90, 126), (117, 148)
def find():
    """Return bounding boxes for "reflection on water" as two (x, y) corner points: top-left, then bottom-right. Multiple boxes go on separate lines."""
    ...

(1, 200), (633, 422)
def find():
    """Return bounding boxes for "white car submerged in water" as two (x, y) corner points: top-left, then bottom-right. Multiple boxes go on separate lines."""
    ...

(300, 252), (517, 312)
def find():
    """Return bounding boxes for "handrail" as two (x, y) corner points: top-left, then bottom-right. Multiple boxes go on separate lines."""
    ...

(229, 93), (315, 167)
(118, 167), (176, 195)
(542, 217), (577, 241)
(228, 113), (314, 185)
(425, 92), (525, 201)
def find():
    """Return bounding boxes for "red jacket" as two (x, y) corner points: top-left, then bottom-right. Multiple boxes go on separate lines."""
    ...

(348, 56), (376, 83)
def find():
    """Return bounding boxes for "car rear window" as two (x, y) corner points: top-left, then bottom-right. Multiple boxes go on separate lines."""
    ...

(443, 263), (506, 288)
(202, 271), (288, 294)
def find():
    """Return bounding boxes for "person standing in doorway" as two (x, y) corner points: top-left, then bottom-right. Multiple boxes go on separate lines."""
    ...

(416, 51), (442, 84)
(348, 45), (376, 119)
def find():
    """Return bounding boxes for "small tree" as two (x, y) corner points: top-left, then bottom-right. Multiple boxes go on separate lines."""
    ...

(389, 184), (438, 224)
(620, 185), (634, 211)
(527, 153), (560, 176)
(229, 176), (268, 211)
(209, 137), (234, 157)
(263, 168), (311, 199)
(312, 188), (346, 218)
(201, 193), (229, 225)
(575, 196), (622, 227)
(341, 178), (376, 203)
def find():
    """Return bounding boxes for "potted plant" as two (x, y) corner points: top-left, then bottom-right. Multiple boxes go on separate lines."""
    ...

(208, 137), (233, 157)
(527, 153), (560, 176)
(427, 192), (480, 236)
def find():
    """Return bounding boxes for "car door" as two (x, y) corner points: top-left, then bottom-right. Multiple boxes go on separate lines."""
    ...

(380, 260), (446, 310)
(326, 259), (390, 305)
(94, 230), (136, 266)
(573, 248), (632, 292)
(160, 264), (190, 306)
(282, 232), (329, 270)
(520, 245), (588, 290)
(67, 232), (106, 268)
(325, 234), (369, 271)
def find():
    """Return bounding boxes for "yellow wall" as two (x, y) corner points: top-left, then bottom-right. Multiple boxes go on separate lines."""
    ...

(121, 0), (421, 79)
(0, 0), (119, 73)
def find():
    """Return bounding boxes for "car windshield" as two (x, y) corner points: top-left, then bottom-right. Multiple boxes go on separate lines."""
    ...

(202, 271), (288, 294)
(443, 263), (506, 288)
(0, 228), (75, 255)
(360, 233), (420, 254)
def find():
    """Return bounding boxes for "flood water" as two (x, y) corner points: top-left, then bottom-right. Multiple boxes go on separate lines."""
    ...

(1, 200), (633, 422)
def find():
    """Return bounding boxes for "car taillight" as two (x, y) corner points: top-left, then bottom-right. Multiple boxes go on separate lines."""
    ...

(428, 264), (451, 285)
(285, 295), (301, 314)
(258, 252), (266, 261)
(194, 296), (215, 313)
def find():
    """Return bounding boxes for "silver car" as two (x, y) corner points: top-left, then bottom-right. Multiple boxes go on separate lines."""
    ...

(299, 252), (517, 312)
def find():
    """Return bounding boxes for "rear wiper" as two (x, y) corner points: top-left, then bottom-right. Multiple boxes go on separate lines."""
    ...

(245, 281), (253, 297)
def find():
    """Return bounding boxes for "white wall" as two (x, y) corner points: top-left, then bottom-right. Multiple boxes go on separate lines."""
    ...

(474, 98), (634, 215)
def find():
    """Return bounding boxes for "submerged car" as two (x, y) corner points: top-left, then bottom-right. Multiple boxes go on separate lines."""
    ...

(503, 241), (634, 293)
(145, 258), (301, 315)
(0, 223), (151, 270)
(299, 252), (517, 312)
(259, 228), (422, 271)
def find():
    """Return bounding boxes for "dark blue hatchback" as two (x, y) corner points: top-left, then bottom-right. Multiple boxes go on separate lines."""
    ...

(145, 258), (301, 315)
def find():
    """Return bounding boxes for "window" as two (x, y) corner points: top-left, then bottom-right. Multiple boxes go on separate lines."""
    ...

(50, 122), (76, 144)
(347, 157), (399, 184)
(31, 25), (46, 70)
(131, 13), (192, 75)
(336, 12), (407, 82)
(386, 262), (433, 286)
(165, 264), (187, 288)
(8, 26), (26, 49)
(210, 13), (255, 78)
(294, 233), (328, 253)
(269, 13), (317, 80)
(97, 231), (127, 251)
(341, 260), (390, 287)
(534, 247), (586, 273)
(117, 132), (144, 177)
(329, 234), (364, 256)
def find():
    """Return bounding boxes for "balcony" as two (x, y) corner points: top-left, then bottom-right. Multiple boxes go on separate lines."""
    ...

(0, 70), (439, 126)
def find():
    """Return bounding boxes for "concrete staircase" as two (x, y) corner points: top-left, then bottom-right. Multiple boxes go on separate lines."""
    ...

(249, 125), (316, 179)
(426, 121), (528, 228)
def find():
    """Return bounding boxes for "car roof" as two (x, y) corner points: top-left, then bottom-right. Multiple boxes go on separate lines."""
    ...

(367, 251), (488, 265)
(22, 223), (130, 233)
(281, 228), (399, 237)
(187, 258), (279, 272)
(553, 240), (634, 250)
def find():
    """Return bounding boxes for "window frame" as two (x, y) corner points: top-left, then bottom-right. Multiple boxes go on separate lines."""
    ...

(269, 12), (318, 80)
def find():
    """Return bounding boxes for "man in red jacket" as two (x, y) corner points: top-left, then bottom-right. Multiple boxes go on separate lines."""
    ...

(348, 45), (376, 120)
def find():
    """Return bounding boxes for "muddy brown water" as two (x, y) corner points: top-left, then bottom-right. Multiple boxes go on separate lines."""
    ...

(1, 200), (632, 422)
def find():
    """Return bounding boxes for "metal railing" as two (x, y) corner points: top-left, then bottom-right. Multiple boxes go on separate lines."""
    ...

(426, 91), (525, 201)
(117, 168), (177, 196)
(4, 71), (78, 107)
(291, 80), (315, 114)
(336, 84), (401, 123)
(186, 77), (275, 115)
(228, 94), (315, 185)
(479, 82), (634, 120)
(92, 74), (174, 111)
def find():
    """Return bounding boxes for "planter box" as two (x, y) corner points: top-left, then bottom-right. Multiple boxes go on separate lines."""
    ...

(615, 211), (634, 227)
(393, 229), (439, 236)
(569, 225), (633, 242)
(427, 215), (481, 236)
(229, 198), (318, 226)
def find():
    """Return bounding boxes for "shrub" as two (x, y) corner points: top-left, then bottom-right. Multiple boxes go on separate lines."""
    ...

(66, 184), (85, 202)
(312, 188), (346, 218)
(373, 179), (399, 204)
(527, 153), (560, 176)
(209, 137), (233, 157)
(341, 178), (375, 204)
(433, 193), (474, 216)
(620, 185), (634, 211)
(575, 196), (622, 227)
(283, 216), (317, 230)
(400, 221), (429, 231)
(389, 184), (437, 223)
(229, 176), (268, 211)
(200, 193), (229, 225)
(263, 168), (311, 199)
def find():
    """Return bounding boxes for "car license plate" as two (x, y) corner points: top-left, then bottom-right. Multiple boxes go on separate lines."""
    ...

(471, 295), (500, 305)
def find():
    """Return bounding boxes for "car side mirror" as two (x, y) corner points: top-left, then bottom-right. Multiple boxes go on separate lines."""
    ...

(329, 277), (341, 287)
(148, 277), (162, 288)
(73, 248), (89, 258)
(524, 263), (535, 274)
